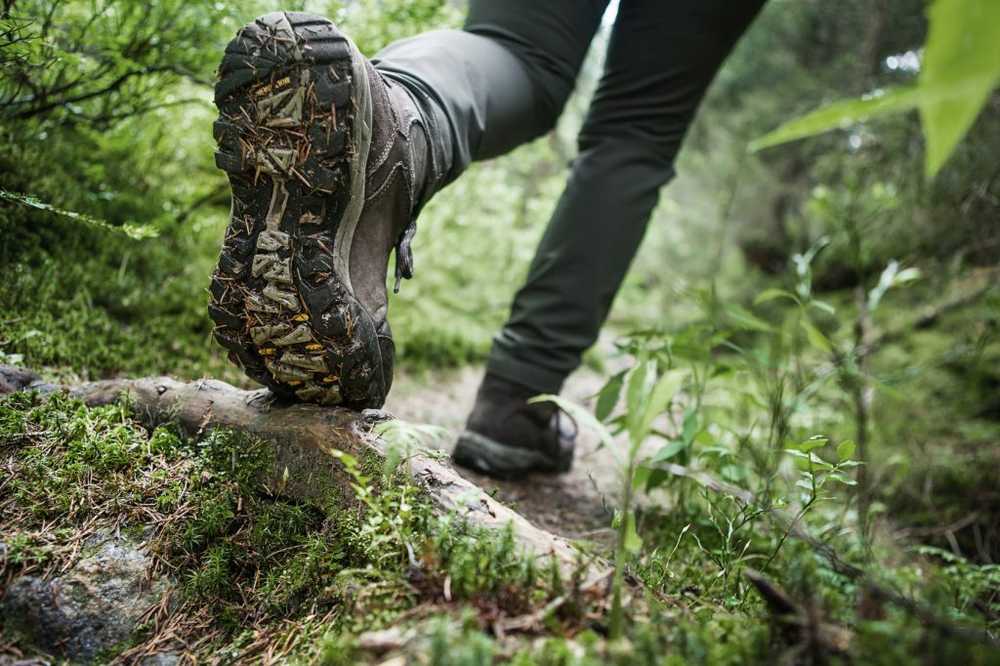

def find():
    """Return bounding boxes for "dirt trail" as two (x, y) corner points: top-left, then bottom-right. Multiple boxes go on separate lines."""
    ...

(385, 366), (621, 544)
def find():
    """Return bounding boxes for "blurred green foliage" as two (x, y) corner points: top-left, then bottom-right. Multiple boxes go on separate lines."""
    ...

(753, 0), (1000, 178)
(1, 0), (998, 662)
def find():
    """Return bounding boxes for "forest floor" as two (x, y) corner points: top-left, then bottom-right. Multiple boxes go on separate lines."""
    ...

(4, 356), (1000, 664)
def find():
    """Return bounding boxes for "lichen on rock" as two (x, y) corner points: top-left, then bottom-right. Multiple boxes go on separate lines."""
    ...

(1, 531), (167, 663)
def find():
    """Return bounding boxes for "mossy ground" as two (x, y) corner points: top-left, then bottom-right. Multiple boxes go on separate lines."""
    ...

(2, 391), (999, 665)
(0, 392), (581, 663)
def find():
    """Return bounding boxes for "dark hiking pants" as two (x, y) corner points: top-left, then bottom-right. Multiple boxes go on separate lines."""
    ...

(374, 0), (766, 393)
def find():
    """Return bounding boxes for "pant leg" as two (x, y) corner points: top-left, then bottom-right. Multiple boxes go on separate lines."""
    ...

(488, 0), (767, 393)
(372, 1), (609, 190)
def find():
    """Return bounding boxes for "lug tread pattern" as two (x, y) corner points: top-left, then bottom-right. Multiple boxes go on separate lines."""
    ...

(208, 12), (389, 409)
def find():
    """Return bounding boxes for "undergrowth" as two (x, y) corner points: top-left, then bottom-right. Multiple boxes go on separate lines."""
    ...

(0, 392), (572, 662)
(3, 391), (998, 664)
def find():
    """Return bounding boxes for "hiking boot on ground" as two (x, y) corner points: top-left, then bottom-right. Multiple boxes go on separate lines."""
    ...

(208, 12), (434, 409)
(451, 374), (576, 479)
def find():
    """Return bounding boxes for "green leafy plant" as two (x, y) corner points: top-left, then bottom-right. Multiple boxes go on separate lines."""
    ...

(536, 359), (687, 639)
(752, 0), (1000, 178)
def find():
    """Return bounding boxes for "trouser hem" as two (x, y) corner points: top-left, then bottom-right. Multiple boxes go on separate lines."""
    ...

(486, 347), (566, 395)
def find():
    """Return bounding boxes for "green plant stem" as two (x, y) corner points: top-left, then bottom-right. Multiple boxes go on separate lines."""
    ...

(610, 456), (636, 641)
(853, 285), (873, 542)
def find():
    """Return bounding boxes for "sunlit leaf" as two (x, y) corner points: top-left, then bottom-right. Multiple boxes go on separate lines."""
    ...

(752, 0), (1000, 178)
(869, 260), (921, 311)
(750, 87), (922, 152)
(793, 435), (828, 453)
(754, 288), (799, 306)
(809, 453), (835, 470)
(837, 439), (856, 461)
(809, 299), (836, 316)
(920, 0), (1000, 178)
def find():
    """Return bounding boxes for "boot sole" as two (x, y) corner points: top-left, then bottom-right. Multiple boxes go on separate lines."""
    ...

(452, 430), (573, 480)
(209, 12), (391, 409)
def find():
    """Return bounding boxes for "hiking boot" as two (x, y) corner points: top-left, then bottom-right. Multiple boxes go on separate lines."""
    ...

(452, 374), (576, 479)
(208, 12), (433, 409)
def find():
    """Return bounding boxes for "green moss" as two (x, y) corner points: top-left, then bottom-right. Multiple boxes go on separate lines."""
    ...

(2, 532), (53, 571)
(1, 393), (569, 661)
(6, 363), (1000, 665)
(427, 613), (495, 666)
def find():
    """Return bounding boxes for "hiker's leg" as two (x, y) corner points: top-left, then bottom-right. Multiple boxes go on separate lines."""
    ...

(487, 0), (767, 393)
(372, 1), (609, 189)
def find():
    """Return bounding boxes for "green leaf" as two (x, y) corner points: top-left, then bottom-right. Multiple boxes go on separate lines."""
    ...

(623, 511), (643, 555)
(625, 361), (652, 445)
(636, 369), (687, 448)
(809, 454), (835, 470)
(721, 464), (744, 482)
(680, 409), (699, 445)
(650, 440), (686, 464)
(374, 420), (448, 450)
(595, 370), (626, 422)
(794, 435), (829, 453)
(725, 304), (775, 333)
(809, 299), (837, 316)
(750, 86), (922, 152)
(632, 465), (652, 491)
(327, 448), (359, 470)
(800, 318), (833, 354)
(828, 473), (858, 486)
(754, 288), (799, 306)
(751, 0), (1000, 178)
(837, 440), (856, 461)
(920, 0), (1000, 178)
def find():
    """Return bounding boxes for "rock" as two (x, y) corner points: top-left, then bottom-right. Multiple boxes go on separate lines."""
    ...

(0, 366), (44, 395)
(0, 532), (166, 664)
